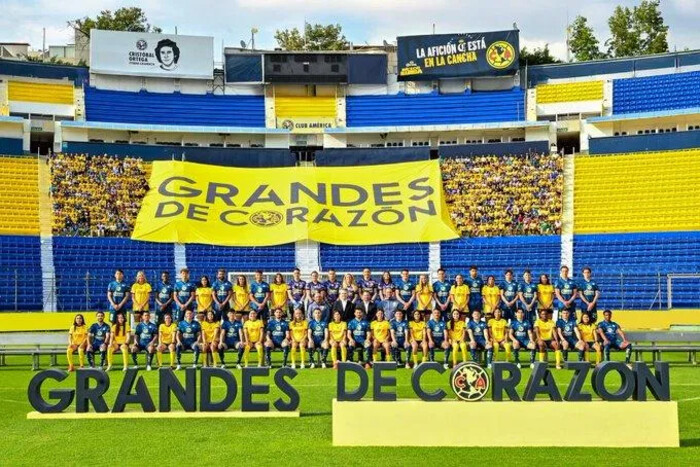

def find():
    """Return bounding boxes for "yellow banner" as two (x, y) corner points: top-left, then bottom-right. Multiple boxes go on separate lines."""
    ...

(132, 160), (459, 246)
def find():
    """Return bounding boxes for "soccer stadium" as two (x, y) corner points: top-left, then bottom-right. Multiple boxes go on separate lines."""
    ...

(0, 3), (699, 465)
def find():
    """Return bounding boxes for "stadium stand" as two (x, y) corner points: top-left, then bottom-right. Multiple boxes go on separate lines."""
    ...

(573, 231), (700, 309)
(574, 149), (700, 234)
(185, 243), (297, 278)
(50, 154), (149, 237)
(613, 70), (700, 114)
(52, 236), (175, 311)
(275, 96), (336, 120)
(0, 235), (43, 310)
(0, 57), (88, 85)
(441, 153), (563, 237)
(588, 131), (700, 154)
(7, 80), (74, 105)
(346, 88), (524, 127)
(84, 87), (266, 127)
(319, 243), (429, 271)
(536, 80), (603, 103)
(0, 155), (39, 235)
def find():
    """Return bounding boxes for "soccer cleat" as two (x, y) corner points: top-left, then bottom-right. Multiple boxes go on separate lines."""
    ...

(105, 365), (112, 372)
(176, 364), (182, 370)
(146, 365), (152, 371)
(487, 364), (492, 370)
(291, 364), (296, 369)
(300, 364), (305, 369)
(556, 365), (562, 370)
(192, 364), (198, 369)
(364, 363), (371, 370)
(404, 363), (411, 369)
(220, 364), (226, 369)
(516, 363), (521, 369)
(67, 365), (74, 372)
(321, 362), (327, 369)
(443, 363), (449, 370)
(132, 365), (139, 370)
(122, 367), (128, 372)
(236, 364), (242, 370)
(310, 363), (316, 369)
(529, 363), (535, 369)
(333, 361), (339, 369)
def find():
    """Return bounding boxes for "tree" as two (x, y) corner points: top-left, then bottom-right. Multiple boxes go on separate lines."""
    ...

(274, 23), (349, 51)
(69, 7), (162, 37)
(634, 0), (668, 54)
(519, 44), (561, 66)
(606, 6), (640, 57)
(569, 15), (605, 62)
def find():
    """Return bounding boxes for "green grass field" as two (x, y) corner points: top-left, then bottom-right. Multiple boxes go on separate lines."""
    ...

(0, 353), (699, 466)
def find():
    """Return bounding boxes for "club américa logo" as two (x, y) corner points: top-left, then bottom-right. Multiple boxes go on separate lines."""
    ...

(486, 41), (515, 69)
(136, 39), (148, 51)
(450, 362), (490, 401)
(249, 210), (283, 227)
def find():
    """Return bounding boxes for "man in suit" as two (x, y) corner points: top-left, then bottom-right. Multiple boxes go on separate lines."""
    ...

(357, 291), (377, 322)
(332, 288), (355, 322)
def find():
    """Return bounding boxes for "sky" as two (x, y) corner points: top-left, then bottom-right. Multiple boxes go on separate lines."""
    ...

(1, 0), (700, 59)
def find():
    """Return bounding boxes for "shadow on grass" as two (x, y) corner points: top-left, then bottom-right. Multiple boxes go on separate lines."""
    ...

(680, 438), (700, 448)
(301, 411), (332, 417)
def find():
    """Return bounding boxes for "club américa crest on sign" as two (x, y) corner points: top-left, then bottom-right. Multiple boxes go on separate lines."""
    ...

(451, 362), (490, 401)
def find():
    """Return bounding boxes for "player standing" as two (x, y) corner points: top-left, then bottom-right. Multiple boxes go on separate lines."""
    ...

(555, 266), (578, 321)
(218, 310), (245, 369)
(358, 268), (379, 304)
(481, 275), (501, 321)
(579, 267), (600, 322)
(86, 311), (110, 368)
(107, 269), (130, 324)
(154, 271), (174, 325)
(174, 268), (196, 322)
(287, 268), (307, 315)
(130, 271), (151, 327)
(270, 273), (289, 317)
(395, 269), (416, 313)
(537, 274), (555, 318)
(249, 270), (271, 321)
(465, 266), (484, 316)
(324, 269), (342, 305)
(449, 274), (470, 319)
(518, 270), (538, 324)
(195, 276), (214, 323)
(306, 271), (327, 304)
(432, 268), (452, 319)
(233, 275), (250, 319)
(212, 268), (233, 322)
(342, 273), (359, 303)
(415, 274), (433, 318)
(500, 269), (519, 321)
(265, 308), (290, 367)
(66, 314), (88, 371)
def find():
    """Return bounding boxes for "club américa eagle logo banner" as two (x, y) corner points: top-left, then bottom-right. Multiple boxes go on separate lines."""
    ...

(131, 160), (460, 246)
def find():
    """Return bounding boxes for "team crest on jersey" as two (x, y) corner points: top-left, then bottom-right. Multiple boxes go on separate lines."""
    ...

(451, 362), (490, 401)
(250, 210), (283, 227)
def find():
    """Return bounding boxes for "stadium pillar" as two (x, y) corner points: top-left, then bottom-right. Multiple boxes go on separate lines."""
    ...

(560, 153), (574, 273)
(174, 243), (187, 273)
(296, 240), (320, 275)
(429, 242), (440, 280)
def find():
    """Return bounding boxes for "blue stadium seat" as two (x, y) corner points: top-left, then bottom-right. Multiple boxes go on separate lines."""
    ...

(319, 243), (429, 271)
(613, 71), (700, 114)
(0, 235), (42, 310)
(185, 243), (296, 279)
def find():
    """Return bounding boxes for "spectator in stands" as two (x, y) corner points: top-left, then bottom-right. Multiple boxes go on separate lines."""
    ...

(441, 152), (563, 237)
(50, 154), (149, 237)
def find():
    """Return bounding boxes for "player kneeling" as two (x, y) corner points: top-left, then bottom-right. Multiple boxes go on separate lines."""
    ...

(409, 310), (428, 366)
(307, 308), (329, 368)
(347, 308), (371, 368)
(289, 308), (308, 369)
(219, 310), (244, 369)
(131, 311), (158, 370)
(447, 309), (467, 367)
(534, 309), (562, 369)
(157, 313), (177, 368)
(243, 309), (265, 367)
(329, 311), (348, 368)
(468, 310), (494, 367)
(370, 309), (392, 364)
(265, 308), (291, 367)
(509, 309), (536, 368)
(577, 312), (601, 365)
(488, 308), (511, 363)
(427, 309), (451, 369)
(176, 310), (202, 370)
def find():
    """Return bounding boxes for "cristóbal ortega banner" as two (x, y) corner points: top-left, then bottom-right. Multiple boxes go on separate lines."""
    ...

(131, 160), (459, 246)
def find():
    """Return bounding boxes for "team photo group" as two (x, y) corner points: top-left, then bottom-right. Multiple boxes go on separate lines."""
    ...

(65, 264), (633, 373)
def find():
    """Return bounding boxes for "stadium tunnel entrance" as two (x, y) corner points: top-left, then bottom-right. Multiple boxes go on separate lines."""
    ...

(30, 130), (53, 156)
(556, 131), (580, 155)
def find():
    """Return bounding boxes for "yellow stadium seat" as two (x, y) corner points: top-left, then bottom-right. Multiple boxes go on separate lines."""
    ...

(275, 96), (337, 118)
(8, 80), (74, 105)
(537, 81), (604, 104)
(0, 155), (40, 235)
(574, 149), (700, 234)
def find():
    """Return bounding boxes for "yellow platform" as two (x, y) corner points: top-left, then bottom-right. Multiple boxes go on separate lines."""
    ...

(333, 399), (679, 447)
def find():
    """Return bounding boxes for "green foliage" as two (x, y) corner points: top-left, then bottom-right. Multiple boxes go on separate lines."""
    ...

(274, 23), (349, 51)
(519, 44), (561, 66)
(570, 15), (606, 62)
(69, 7), (162, 37)
(606, 0), (668, 58)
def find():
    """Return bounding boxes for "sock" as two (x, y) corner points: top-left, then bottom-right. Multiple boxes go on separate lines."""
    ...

(299, 346), (305, 366)
(291, 347), (297, 366)
(193, 346), (201, 365)
(243, 346), (250, 366)
(429, 348), (435, 362)
(87, 351), (95, 367)
(66, 348), (74, 368)
(265, 347), (272, 366)
(493, 343), (500, 362)
(321, 348), (329, 364)
(504, 343), (511, 362)
(579, 350), (585, 362)
(212, 350), (219, 366)
(177, 346), (183, 364)
(120, 345), (128, 368)
(470, 347), (478, 362)
(460, 342), (467, 363)
(341, 346), (347, 362)
(100, 350), (106, 366)
(218, 348), (225, 365)
(513, 348), (521, 363)
(444, 347), (452, 365)
(563, 348), (569, 361)
(132, 352), (139, 366)
(604, 345), (611, 361)
(169, 349), (175, 366)
(107, 347), (114, 366)
(256, 344), (264, 366)
(157, 351), (163, 366)
(625, 346), (632, 363)
(452, 344), (459, 366)
(282, 347), (290, 366)
(373, 348), (379, 362)
(595, 349), (602, 365)
(539, 351), (546, 363)
(555, 350), (562, 366)
(147, 352), (154, 366)
(486, 348), (494, 365)
(529, 350), (536, 364)
(385, 349), (391, 362)
(78, 348), (85, 367)
(405, 347), (411, 365)
(413, 350), (419, 366)
(331, 347), (338, 364)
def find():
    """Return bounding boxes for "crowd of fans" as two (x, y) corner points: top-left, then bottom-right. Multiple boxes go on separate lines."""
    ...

(50, 154), (149, 237)
(441, 152), (563, 237)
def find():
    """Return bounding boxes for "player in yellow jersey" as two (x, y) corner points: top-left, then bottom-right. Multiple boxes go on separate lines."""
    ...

(449, 274), (470, 319)
(537, 274), (555, 319)
(370, 309), (392, 362)
(130, 271), (151, 326)
(481, 276), (501, 321)
(534, 309), (562, 369)
(243, 309), (264, 367)
(67, 314), (88, 371)
(195, 276), (214, 323)
(408, 310), (428, 366)
(289, 308), (308, 369)
(107, 312), (131, 371)
(201, 310), (221, 368)
(270, 273), (289, 317)
(447, 309), (467, 366)
(233, 275), (251, 319)
(488, 308), (511, 363)
(578, 312), (602, 364)
(415, 274), (433, 317)
(157, 313), (177, 368)
(328, 310), (348, 367)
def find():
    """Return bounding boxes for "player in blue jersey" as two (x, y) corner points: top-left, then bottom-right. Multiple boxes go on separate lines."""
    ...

(556, 308), (584, 361)
(468, 309), (494, 367)
(173, 268), (196, 322)
(212, 268), (233, 322)
(306, 271), (327, 304)
(390, 309), (410, 368)
(578, 267), (600, 322)
(358, 268), (379, 303)
(517, 269), (539, 324)
(555, 265), (578, 320)
(307, 307), (329, 368)
(426, 309), (451, 369)
(287, 268), (307, 315)
(466, 265), (485, 314)
(218, 310), (245, 369)
(265, 308), (291, 367)
(395, 269), (416, 312)
(509, 308), (536, 368)
(597, 310), (632, 365)
(249, 270), (271, 321)
(432, 268), (452, 319)
(107, 269), (131, 324)
(130, 311), (158, 370)
(347, 308), (371, 366)
(324, 268), (342, 305)
(154, 271), (174, 325)
(176, 309), (202, 370)
(500, 269), (519, 321)
(86, 311), (111, 368)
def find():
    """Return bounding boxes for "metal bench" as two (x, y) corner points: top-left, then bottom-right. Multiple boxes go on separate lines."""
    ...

(0, 332), (70, 370)
(625, 331), (700, 364)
